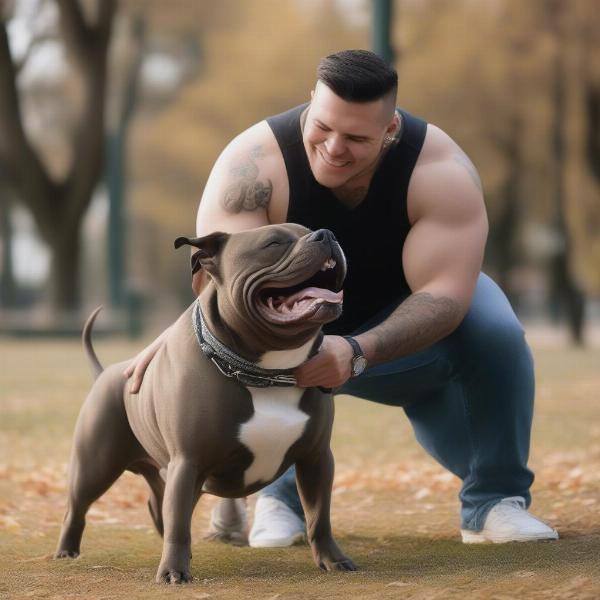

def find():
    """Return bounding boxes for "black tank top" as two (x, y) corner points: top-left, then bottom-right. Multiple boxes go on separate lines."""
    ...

(267, 103), (427, 335)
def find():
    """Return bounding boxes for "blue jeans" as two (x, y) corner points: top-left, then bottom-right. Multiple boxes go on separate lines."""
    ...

(259, 273), (535, 531)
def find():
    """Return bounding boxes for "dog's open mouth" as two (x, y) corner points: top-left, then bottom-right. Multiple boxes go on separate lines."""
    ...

(256, 257), (343, 324)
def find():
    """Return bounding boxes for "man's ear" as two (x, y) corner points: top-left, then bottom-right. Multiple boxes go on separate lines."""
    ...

(386, 112), (400, 137)
(174, 232), (229, 275)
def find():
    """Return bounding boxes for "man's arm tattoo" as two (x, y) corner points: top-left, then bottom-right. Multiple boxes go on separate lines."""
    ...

(452, 148), (483, 192)
(222, 146), (273, 213)
(359, 292), (463, 366)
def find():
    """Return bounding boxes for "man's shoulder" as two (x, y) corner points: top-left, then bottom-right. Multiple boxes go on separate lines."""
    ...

(408, 123), (484, 223)
(222, 120), (288, 184)
(226, 120), (281, 158)
(417, 123), (464, 165)
(228, 103), (305, 156)
(412, 123), (481, 192)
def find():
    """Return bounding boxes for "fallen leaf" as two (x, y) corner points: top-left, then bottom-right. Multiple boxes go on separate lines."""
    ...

(415, 487), (431, 500)
(17, 554), (52, 563)
(0, 515), (21, 530)
(513, 570), (535, 578)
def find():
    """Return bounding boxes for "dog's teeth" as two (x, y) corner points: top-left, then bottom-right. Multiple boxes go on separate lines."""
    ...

(321, 258), (337, 271)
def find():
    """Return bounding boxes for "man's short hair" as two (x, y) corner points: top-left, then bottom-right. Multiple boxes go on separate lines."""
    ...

(317, 49), (398, 103)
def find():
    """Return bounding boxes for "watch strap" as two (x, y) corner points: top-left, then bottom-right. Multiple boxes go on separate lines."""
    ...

(343, 335), (363, 359)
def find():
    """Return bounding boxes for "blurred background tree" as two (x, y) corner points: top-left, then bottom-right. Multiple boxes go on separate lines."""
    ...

(0, 0), (599, 342)
(0, 0), (117, 316)
(393, 0), (600, 343)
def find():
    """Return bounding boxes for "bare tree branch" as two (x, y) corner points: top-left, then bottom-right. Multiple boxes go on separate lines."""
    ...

(61, 0), (117, 229)
(97, 0), (117, 38)
(0, 19), (56, 233)
(55, 0), (91, 65)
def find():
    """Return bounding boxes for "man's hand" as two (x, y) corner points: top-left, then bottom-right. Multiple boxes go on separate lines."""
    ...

(123, 328), (170, 394)
(294, 335), (354, 389)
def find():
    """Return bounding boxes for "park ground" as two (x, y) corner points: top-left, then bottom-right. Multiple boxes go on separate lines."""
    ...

(1, 328), (599, 599)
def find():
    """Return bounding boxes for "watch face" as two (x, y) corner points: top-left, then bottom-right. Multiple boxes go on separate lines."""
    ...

(352, 356), (368, 376)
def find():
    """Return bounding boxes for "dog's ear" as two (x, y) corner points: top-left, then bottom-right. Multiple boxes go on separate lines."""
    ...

(174, 232), (229, 274)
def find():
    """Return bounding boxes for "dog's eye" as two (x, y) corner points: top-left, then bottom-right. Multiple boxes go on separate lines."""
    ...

(264, 239), (282, 249)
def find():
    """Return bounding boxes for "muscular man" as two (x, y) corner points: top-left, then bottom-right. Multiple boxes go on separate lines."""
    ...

(126, 50), (557, 546)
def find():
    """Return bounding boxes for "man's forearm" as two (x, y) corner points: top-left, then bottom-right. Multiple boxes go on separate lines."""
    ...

(355, 292), (463, 367)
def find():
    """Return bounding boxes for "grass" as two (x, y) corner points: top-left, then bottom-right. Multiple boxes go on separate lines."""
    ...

(1, 334), (599, 599)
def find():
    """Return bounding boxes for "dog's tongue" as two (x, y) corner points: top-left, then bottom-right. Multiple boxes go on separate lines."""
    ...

(283, 287), (343, 306)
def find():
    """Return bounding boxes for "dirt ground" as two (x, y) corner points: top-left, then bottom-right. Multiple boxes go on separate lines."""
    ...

(1, 333), (599, 599)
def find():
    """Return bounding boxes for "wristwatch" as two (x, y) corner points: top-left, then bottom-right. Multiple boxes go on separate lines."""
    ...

(343, 336), (368, 377)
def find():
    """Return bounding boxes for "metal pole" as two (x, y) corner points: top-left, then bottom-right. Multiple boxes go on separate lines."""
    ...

(106, 16), (145, 329)
(372, 0), (394, 64)
(107, 131), (124, 308)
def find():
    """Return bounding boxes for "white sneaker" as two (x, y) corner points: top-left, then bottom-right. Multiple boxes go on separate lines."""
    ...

(249, 496), (305, 548)
(461, 496), (559, 544)
(205, 498), (248, 545)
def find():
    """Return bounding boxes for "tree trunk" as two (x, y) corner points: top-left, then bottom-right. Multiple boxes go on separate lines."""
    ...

(585, 82), (600, 185)
(0, 194), (17, 307)
(549, 252), (585, 344)
(47, 220), (81, 312)
(0, 1), (116, 317)
(494, 111), (523, 309)
(547, 0), (586, 345)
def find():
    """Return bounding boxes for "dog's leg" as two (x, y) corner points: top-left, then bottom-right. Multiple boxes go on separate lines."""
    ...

(296, 448), (357, 572)
(55, 373), (144, 559)
(129, 461), (166, 538)
(55, 451), (127, 558)
(155, 457), (203, 584)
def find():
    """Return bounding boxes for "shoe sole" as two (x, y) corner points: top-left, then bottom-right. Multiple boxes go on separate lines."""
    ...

(249, 531), (306, 548)
(461, 529), (559, 544)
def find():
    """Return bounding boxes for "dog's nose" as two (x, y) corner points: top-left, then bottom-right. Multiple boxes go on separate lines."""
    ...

(307, 229), (336, 244)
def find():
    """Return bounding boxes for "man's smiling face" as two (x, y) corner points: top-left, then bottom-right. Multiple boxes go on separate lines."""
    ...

(302, 81), (396, 190)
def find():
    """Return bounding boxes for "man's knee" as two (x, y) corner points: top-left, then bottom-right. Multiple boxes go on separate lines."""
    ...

(448, 311), (531, 372)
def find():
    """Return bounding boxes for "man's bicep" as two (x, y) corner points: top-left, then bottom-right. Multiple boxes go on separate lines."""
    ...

(403, 167), (488, 311)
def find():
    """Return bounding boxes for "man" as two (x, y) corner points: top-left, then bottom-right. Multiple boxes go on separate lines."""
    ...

(126, 49), (557, 546)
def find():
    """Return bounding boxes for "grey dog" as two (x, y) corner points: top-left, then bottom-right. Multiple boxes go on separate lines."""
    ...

(54, 223), (357, 583)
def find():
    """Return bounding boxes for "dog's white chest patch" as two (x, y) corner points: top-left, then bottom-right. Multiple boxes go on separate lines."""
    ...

(238, 386), (308, 487)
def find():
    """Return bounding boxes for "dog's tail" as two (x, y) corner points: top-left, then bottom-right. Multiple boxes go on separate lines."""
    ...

(82, 306), (104, 379)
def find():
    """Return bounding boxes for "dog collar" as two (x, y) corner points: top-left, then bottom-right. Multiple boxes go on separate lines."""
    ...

(192, 301), (323, 388)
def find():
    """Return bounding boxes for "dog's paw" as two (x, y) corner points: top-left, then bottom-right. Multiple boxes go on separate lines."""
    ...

(318, 557), (358, 572)
(156, 568), (193, 584)
(54, 549), (80, 559)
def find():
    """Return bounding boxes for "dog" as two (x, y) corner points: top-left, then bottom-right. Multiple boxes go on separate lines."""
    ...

(54, 223), (356, 582)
